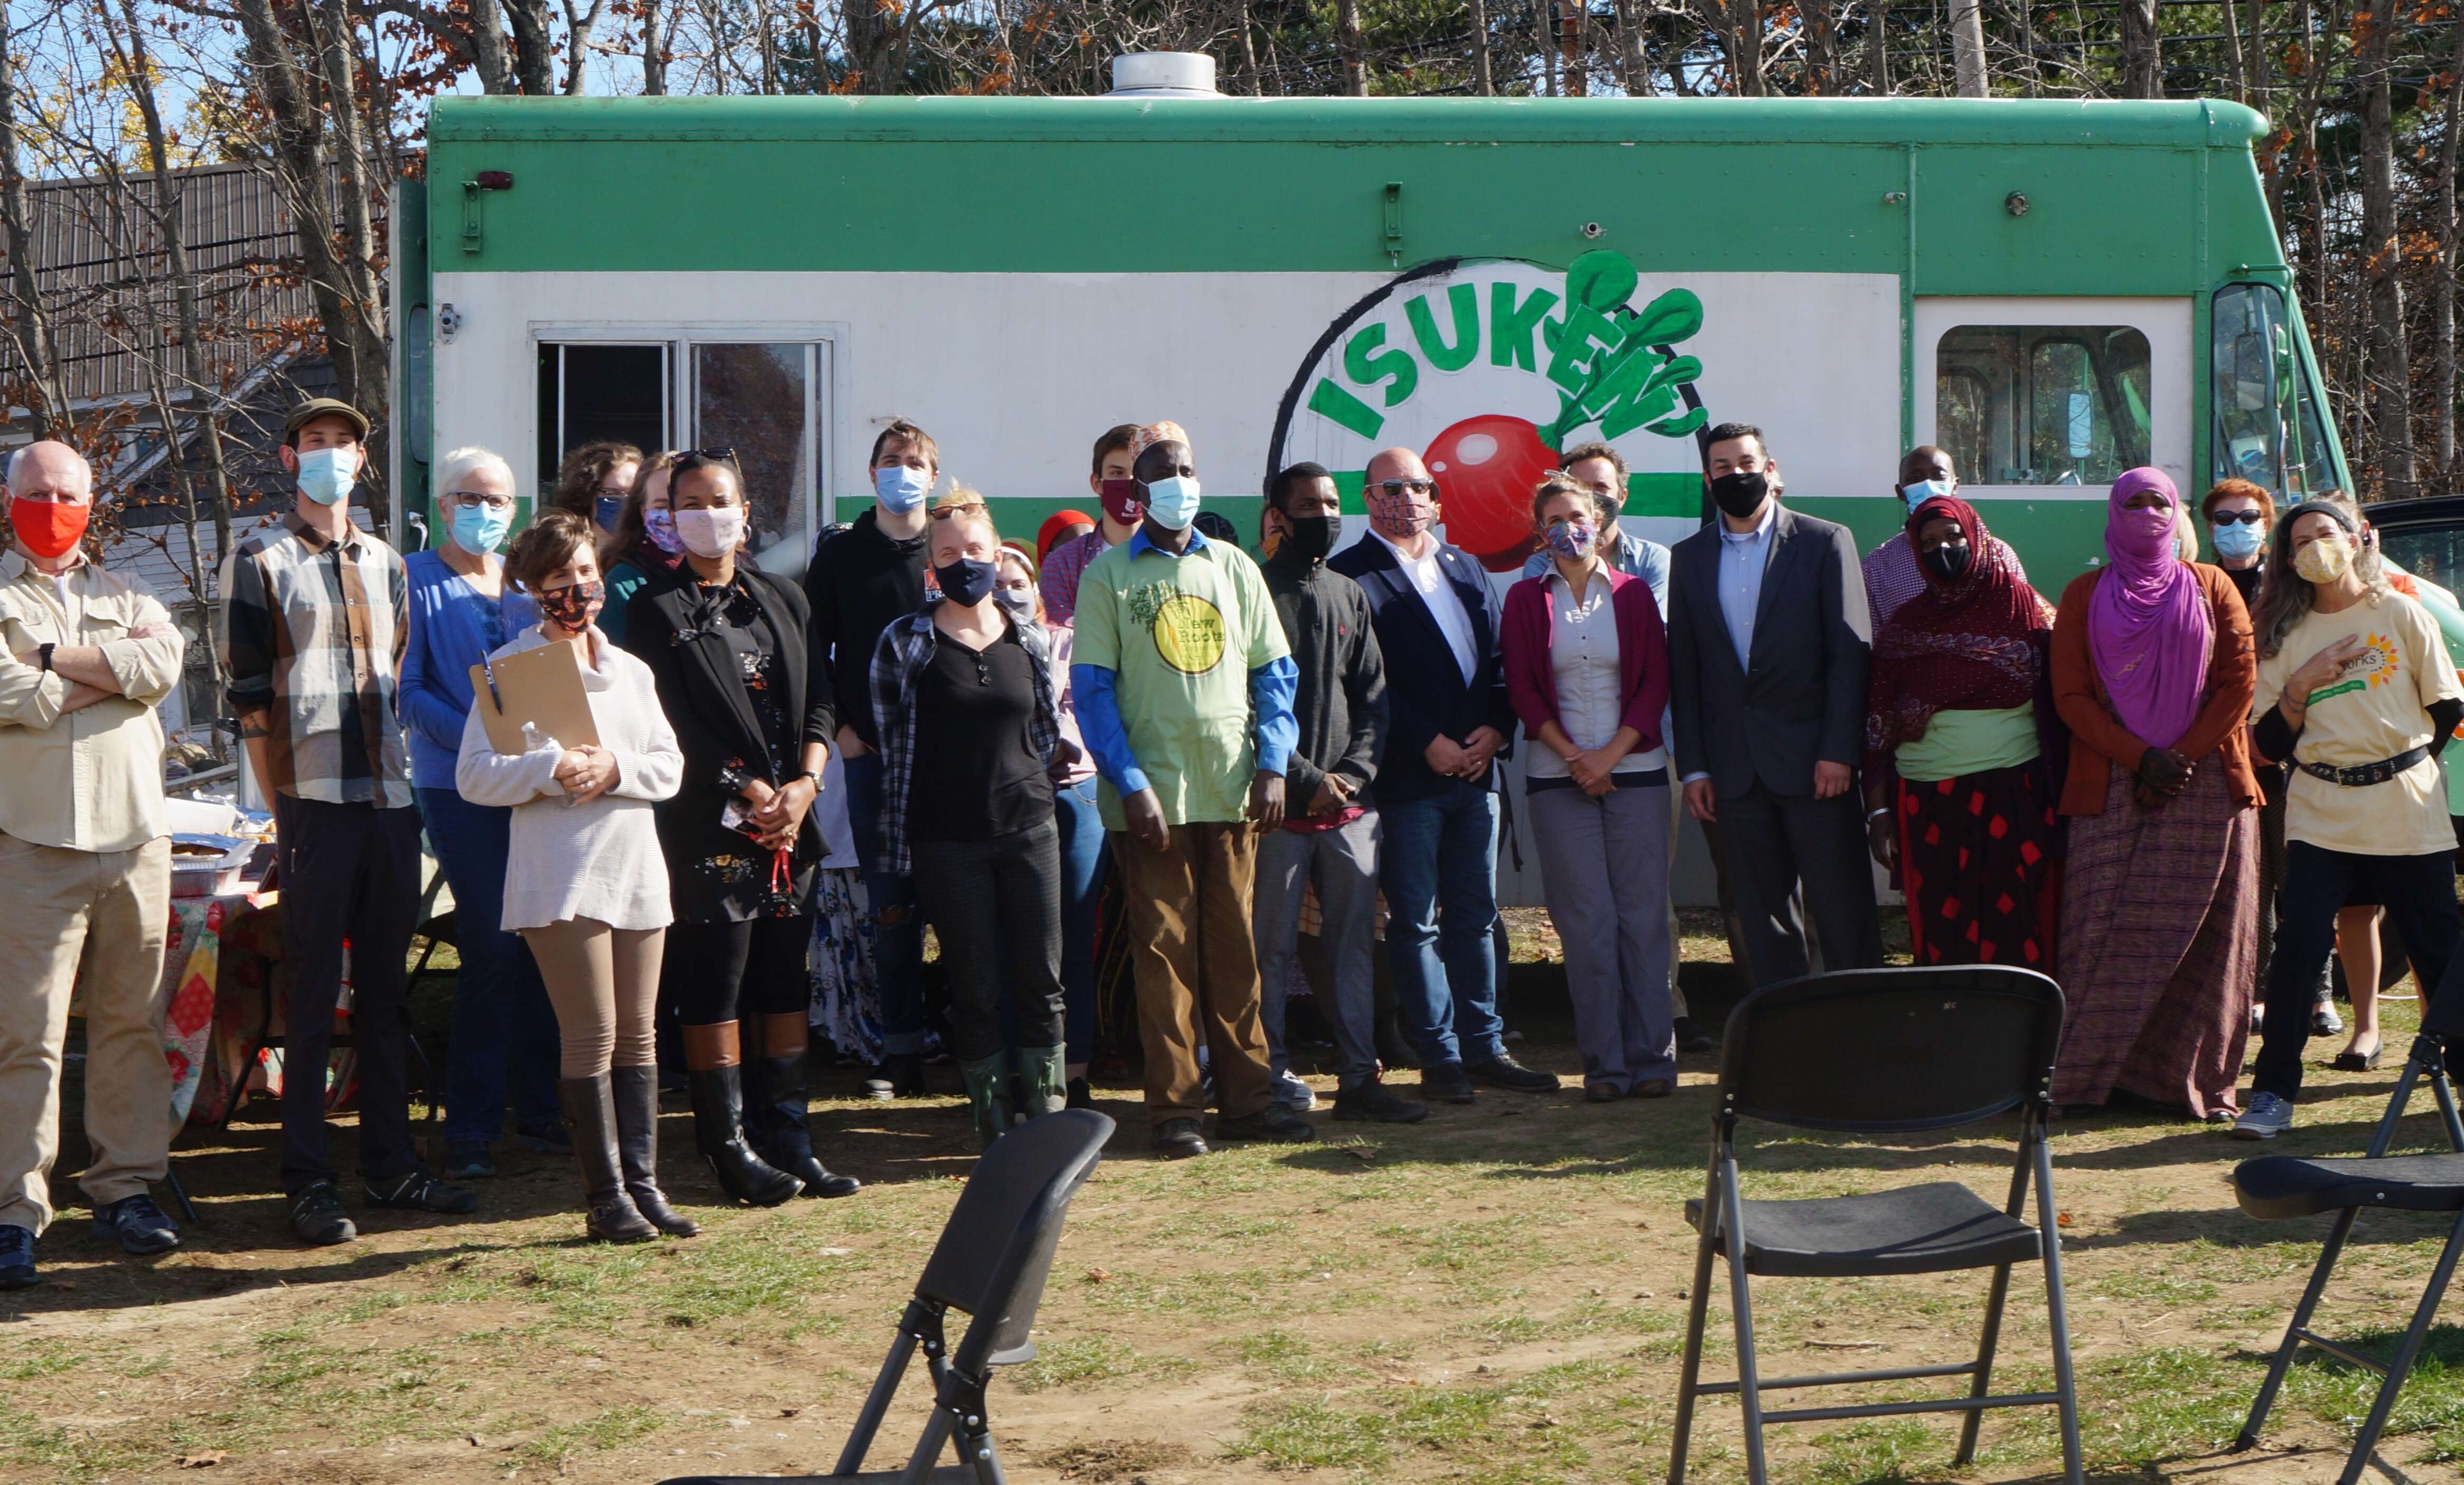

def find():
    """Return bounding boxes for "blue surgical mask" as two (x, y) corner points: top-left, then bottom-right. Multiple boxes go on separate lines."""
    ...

(1900, 477), (1953, 512)
(874, 464), (933, 514)
(2213, 520), (2265, 561)
(449, 499), (513, 556)
(594, 495), (624, 532)
(296, 446), (357, 507)
(1142, 475), (1202, 531)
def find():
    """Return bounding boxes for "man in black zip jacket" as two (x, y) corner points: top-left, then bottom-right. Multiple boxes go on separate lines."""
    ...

(805, 419), (935, 1095)
(1253, 464), (1426, 1125)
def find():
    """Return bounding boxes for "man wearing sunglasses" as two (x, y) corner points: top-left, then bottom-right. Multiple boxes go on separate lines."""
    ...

(1859, 446), (2029, 628)
(1332, 448), (1560, 1104)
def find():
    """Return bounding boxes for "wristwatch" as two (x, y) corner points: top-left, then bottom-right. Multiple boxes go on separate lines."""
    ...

(37, 643), (54, 673)
(792, 769), (820, 788)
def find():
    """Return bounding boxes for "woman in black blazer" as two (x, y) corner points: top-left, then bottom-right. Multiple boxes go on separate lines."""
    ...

(623, 451), (859, 1206)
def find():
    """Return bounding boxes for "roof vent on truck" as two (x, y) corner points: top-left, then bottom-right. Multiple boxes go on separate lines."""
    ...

(1107, 52), (1220, 97)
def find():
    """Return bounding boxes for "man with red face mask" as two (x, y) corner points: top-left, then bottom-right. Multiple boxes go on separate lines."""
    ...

(0, 441), (189, 1290)
(1039, 424), (1144, 626)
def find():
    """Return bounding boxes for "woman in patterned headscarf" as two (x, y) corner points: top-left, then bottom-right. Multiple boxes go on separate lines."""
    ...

(2047, 468), (2262, 1122)
(1861, 492), (2060, 970)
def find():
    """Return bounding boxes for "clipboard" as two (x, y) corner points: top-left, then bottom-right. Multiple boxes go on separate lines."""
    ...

(469, 641), (600, 755)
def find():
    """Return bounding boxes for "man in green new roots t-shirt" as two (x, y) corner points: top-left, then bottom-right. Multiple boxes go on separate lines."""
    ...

(1070, 421), (1311, 1160)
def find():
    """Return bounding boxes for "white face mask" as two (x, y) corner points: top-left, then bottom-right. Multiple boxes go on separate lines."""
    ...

(674, 506), (745, 560)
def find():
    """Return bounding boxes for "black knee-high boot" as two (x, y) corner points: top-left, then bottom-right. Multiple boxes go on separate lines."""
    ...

(559, 1075), (657, 1243)
(611, 1066), (698, 1236)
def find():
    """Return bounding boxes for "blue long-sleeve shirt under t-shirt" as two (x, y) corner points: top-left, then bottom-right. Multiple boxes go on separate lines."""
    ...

(398, 548), (539, 792)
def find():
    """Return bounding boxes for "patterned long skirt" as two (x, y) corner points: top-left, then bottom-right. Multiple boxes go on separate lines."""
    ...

(1894, 764), (2062, 971)
(2050, 754), (2258, 1119)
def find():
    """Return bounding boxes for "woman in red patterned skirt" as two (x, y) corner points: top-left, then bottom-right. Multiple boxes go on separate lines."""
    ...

(1862, 493), (2063, 970)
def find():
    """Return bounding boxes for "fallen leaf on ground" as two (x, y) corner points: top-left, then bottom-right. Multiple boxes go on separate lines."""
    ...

(178, 1450), (226, 1468)
(2056, 1210), (2076, 1228)
(1084, 1266), (1113, 1282)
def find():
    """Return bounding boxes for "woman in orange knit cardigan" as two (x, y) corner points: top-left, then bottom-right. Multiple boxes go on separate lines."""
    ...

(2047, 468), (2261, 1122)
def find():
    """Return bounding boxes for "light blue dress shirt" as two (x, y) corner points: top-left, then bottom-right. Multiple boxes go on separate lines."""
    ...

(1716, 502), (1777, 670)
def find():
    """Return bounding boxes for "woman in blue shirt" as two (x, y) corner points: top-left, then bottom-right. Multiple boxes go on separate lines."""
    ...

(398, 446), (561, 1179)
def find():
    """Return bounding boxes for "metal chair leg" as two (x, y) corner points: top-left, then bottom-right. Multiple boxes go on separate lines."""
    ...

(1666, 1167), (1723, 1485)
(2238, 1206), (2359, 1451)
(2032, 1134), (2084, 1485)
(1718, 1153), (1770, 1485)
(897, 1406), (955, 1485)
(832, 1330), (917, 1475)
(163, 1160), (203, 1227)
(1953, 1263), (2013, 1465)
(2335, 1210), (2464, 1485)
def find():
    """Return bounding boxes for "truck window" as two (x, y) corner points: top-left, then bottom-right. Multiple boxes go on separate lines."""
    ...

(536, 337), (826, 572)
(2211, 283), (2338, 502)
(1935, 325), (2152, 486)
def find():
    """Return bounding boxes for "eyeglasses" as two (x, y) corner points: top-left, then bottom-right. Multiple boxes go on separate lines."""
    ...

(445, 491), (512, 511)
(2210, 510), (2265, 525)
(594, 484), (631, 500)
(1372, 478), (1436, 499)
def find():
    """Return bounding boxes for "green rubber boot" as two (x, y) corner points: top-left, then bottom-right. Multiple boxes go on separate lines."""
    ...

(1017, 1045), (1067, 1119)
(959, 1053), (1016, 1151)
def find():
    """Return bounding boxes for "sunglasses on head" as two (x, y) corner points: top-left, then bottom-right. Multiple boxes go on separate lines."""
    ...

(2209, 510), (2265, 525)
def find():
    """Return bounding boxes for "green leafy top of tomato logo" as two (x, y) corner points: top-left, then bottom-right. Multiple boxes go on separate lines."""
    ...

(1535, 250), (1708, 449)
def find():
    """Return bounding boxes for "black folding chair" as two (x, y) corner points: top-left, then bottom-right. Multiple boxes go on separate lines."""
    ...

(659, 1106), (1114, 1485)
(1668, 965), (2082, 1485)
(2232, 990), (2464, 1484)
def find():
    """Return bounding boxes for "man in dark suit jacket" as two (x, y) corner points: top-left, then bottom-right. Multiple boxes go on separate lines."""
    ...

(1667, 421), (1885, 987)
(1331, 446), (1560, 1104)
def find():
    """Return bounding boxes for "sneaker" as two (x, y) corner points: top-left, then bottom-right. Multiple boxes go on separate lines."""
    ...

(864, 1052), (929, 1100)
(2233, 1092), (2296, 1140)
(2312, 1003), (2345, 1037)
(92, 1194), (178, 1255)
(1421, 1061), (1477, 1104)
(1065, 1076), (1094, 1111)
(1215, 1103), (1317, 1143)
(512, 1121), (573, 1157)
(1151, 1117), (1208, 1160)
(0, 1225), (37, 1289)
(1333, 1083), (1428, 1124)
(365, 1169), (479, 1214)
(1271, 1070), (1317, 1112)
(289, 1181), (357, 1246)
(1466, 1054), (1561, 1094)
(443, 1142), (497, 1180)
(1674, 1016), (1716, 1054)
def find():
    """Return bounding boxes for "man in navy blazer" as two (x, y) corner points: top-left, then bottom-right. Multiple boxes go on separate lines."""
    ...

(1667, 422), (1884, 988)
(1331, 447), (1560, 1104)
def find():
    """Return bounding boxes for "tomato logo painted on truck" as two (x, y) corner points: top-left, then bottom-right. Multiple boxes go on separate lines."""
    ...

(1269, 249), (1710, 571)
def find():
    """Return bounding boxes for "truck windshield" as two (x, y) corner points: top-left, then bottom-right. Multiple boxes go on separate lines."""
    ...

(2212, 283), (2339, 501)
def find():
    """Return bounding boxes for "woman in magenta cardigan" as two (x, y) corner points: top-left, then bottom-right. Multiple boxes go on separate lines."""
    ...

(1503, 473), (1677, 1101)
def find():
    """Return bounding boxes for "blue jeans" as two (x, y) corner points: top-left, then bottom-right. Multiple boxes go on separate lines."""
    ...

(1054, 778), (1110, 1067)
(416, 787), (559, 1144)
(843, 751), (926, 1056)
(1378, 779), (1505, 1068)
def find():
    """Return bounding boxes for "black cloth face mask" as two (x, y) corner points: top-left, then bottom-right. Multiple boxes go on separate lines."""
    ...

(936, 557), (998, 607)
(1710, 471), (1769, 521)
(1282, 513), (1341, 563)
(1924, 542), (1973, 581)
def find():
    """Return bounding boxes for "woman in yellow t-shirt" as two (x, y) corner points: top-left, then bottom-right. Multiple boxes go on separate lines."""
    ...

(2240, 501), (2464, 1139)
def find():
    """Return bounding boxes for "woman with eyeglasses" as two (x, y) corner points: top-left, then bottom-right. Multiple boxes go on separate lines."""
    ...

(554, 440), (643, 539)
(1502, 474), (1675, 1102)
(625, 449), (860, 1205)
(598, 451), (680, 647)
(397, 446), (564, 1180)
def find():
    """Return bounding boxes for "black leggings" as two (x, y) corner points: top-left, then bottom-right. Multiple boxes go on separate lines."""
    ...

(2254, 843), (2461, 1102)
(665, 915), (812, 1026)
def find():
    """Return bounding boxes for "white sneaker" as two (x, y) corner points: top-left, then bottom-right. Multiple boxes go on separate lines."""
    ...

(1272, 1070), (1317, 1112)
(2233, 1092), (2295, 1140)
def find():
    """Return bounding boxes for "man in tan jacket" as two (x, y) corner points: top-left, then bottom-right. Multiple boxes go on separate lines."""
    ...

(0, 441), (186, 1290)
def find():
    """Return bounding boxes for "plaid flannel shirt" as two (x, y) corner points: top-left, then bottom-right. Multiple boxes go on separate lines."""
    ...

(867, 605), (1061, 875)
(219, 513), (413, 808)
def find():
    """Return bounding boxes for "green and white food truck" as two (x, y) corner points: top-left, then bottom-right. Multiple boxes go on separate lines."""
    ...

(396, 58), (2347, 903)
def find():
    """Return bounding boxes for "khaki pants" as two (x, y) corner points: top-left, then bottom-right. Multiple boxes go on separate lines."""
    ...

(1112, 822), (1273, 1126)
(0, 834), (171, 1234)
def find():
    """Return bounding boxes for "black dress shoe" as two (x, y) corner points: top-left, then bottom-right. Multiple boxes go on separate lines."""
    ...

(0, 1224), (38, 1289)
(1215, 1104), (1316, 1143)
(1673, 1015), (1716, 1053)
(93, 1194), (179, 1255)
(1466, 1054), (1560, 1093)
(1333, 1084), (1428, 1124)
(1151, 1117), (1208, 1159)
(1420, 1061), (1477, 1104)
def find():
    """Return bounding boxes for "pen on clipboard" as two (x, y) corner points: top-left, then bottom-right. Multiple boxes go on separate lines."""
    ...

(481, 655), (502, 715)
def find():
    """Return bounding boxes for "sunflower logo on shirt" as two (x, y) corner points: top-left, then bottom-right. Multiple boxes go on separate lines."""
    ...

(1126, 579), (1227, 675)
(2306, 632), (2401, 705)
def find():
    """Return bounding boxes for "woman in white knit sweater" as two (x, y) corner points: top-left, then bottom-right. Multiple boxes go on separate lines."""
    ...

(456, 509), (688, 1243)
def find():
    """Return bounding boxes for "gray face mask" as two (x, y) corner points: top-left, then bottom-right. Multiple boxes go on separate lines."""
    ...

(995, 587), (1036, 625)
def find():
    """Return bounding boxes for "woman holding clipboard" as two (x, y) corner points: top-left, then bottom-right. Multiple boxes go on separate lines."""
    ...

(455, 509), (689, 1242)
(622, 450), (861, 1206)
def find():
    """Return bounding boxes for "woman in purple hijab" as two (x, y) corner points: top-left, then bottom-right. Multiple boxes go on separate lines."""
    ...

(2047, 468), (2262, 1122)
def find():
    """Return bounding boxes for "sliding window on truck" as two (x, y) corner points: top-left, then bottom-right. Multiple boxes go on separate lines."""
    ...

(2211, 283), (2339, 503)
(1936, 325), (2152, 487)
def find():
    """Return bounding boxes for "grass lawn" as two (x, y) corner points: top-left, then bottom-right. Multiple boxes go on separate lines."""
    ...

(10, 912), (2464, 1483)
